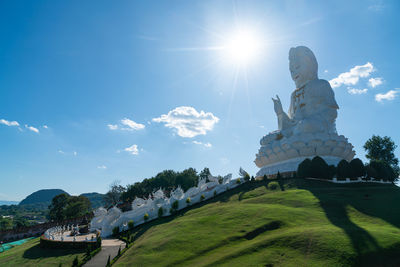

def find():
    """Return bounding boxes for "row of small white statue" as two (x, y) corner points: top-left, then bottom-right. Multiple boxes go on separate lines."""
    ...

(91, 174), (244, 237)
(44, 224), (78, 239)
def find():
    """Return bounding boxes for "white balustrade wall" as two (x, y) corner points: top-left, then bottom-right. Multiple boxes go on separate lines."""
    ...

(90, 174), (244, 237)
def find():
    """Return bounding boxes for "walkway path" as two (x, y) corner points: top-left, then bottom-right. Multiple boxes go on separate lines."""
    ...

(83, 238), (125, 267)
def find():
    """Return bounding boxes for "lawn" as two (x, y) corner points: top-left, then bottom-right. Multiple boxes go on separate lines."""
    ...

(0, 237), (86, 267)
(115, 179), (400, 267)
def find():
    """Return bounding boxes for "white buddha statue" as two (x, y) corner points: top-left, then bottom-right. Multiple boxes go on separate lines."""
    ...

(255, 46), (355, 177)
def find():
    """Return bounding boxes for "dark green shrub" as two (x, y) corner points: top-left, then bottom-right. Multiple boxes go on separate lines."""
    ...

(72, 256), (78, 266)
(118, 246), (121, 256)
(186, 197), (191, 205)
(128, 220), (134, 230)
(310, 156), (330, 179)
(263, 174), (267, 181)
(112, 226), (119, 237)
(96, 235), (102, 248)
(251, 175), (255, 181)
(213, 190), (217, 197)
(244, 173), (250, 182)
(349, 158), (366, 178)
(200, 194), (205, 201)
(297, 158), (312, 178)
(269, 181), (279, 190)
(337, 159), (351, 179)
(365, 164), (377, 180)
(368, 160), (397, 181)
(236, 178), (241, 184)
(158, 207), (163, 218)
(172, 200), (179, 210)
(144, 213), (149, 221)
(86, 246), (91, 258)
(328, 165), (336, 179)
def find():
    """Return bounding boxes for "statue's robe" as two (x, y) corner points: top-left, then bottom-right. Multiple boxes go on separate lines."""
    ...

(281, 79), (338, 136)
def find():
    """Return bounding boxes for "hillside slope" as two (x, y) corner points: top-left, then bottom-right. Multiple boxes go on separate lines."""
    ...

(19, 189), (68, 206)
(115, 179), (400, 267)
(80, 192), (105, 209)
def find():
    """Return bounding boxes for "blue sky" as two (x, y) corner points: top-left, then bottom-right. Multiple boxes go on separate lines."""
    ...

(1, 0), (399, 201)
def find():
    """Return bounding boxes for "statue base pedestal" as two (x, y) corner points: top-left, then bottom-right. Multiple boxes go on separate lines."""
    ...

(256, 155), (343, 178)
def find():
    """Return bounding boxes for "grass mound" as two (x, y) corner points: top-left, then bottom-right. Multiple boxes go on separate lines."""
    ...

(115, 179), (400, 267)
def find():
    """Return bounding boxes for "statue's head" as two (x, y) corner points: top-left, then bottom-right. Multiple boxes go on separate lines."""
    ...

(289, 46), (318, 88)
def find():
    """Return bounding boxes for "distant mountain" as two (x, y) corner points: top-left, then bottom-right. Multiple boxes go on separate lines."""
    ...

(19, 189), (69, 206)
(0, 200), (19, 206)
(80, 192), (105, 209)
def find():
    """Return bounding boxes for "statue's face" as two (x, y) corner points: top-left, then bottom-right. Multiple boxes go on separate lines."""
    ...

(289, 47), (318, 88)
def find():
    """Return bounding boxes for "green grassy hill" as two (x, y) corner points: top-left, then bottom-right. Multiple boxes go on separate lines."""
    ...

(0, 238), (85, 267)
(115, 179), (400, 267)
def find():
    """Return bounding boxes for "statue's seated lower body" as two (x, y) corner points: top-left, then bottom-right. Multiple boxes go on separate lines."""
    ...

(255, 131), (355, 177)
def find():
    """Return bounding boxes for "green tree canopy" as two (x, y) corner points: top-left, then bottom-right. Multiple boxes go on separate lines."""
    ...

(104, 181), (126, 208)
(121, 168), (205, 203)
(49, 194), (91, 221)
(48, 193), (69, 221)
(199, 167), (211, 180)
(364, 135), (399, 179)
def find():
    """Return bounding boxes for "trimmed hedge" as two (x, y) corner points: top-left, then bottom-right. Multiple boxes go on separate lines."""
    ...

(349, 158), (366, 178)
(40, 235), (100, 250)
(297, 158), (312, 178)
(337, 160), (351, 179)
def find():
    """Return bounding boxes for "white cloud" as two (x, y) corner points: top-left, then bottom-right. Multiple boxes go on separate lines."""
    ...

(329, 62), (374, 88)
(153, 106), (219, 138)
(192, 140), (212, 148)
(108, 124), (118, 130)
(347, 88), (368, 95)
(125, 144), (139, 155)
(368, 77), (383, 88)
(375, 89), (399, 102)
(0, 119), (19, 127)
(120, 118), (145, 130)
(43, 125), (48, 129)
(97, 165), (107, 169)
(25, 125), (39, 133)
(324, 70), (328, 73)
(108, 118), (145, 131)
(73, 151), (77, 156)
(369, 1), (385, 12)
(58, 150), (65, 154)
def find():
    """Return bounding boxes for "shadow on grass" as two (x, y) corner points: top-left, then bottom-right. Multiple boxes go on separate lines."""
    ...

(118, 178), (400, 266)
(296, 178), (400, 264)
(22, 244), (84, 259)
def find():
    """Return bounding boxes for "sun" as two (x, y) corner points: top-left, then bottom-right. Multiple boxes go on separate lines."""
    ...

(224, 29), (261, 66)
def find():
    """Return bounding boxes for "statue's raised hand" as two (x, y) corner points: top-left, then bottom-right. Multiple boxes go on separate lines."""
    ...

(272, 95), (283, 115)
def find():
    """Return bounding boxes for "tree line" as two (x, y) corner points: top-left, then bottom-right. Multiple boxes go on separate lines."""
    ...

(119, 167), (212, 204)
